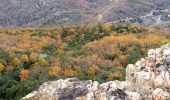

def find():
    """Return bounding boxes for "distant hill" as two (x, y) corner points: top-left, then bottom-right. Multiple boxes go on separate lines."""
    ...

(0, 0), (170, 28)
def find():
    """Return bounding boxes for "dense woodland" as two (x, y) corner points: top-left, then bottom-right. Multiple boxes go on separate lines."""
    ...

(0, 23), (170, 99)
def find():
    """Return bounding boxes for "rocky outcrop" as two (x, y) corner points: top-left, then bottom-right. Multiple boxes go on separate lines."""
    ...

(22, 78), (128, 100)
(22, 44), (170, 100)
(126, 44), (170, 100)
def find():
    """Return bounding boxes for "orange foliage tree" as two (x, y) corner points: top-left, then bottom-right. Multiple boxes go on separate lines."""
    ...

(19, 69), (30, 80)
(48, 66), (61, 77)
(64, 67), (77, 77)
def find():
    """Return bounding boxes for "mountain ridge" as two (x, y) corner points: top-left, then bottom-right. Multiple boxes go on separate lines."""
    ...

(1, 0), (170, 28)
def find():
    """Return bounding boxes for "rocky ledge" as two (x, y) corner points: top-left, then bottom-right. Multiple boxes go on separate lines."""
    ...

(22, 44), (170, 100)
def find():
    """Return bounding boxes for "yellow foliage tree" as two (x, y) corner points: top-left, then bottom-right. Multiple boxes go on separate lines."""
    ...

(103, 24), (112, 32)
(21, 54), (29, 62)
(0, 63), (4, 72)
(12, 58), (20, 66)
(144, 34), (162, 45)
(107, 71), (124, 80)
(29, 53), (38, 63)
(87, 64), (101, 76)
(38, 58), (48, 66)
(20, 69), (29, 80)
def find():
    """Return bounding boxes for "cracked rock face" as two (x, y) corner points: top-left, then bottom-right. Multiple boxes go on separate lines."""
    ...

(126, 44), (170, 100)
(22, 44), (170, 100)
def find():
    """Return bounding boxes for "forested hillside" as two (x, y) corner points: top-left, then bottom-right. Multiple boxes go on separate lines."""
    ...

(0, 23), (170, 99)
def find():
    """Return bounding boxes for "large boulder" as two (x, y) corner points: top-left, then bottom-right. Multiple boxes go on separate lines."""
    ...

(22, 78), (127, 100)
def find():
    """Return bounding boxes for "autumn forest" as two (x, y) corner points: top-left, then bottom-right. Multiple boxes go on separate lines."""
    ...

(0, 23), (170, 99)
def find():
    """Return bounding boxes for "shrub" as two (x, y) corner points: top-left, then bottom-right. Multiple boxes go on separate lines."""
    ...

(5, 66), (14, 74)
(43, 44), (56, 53)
